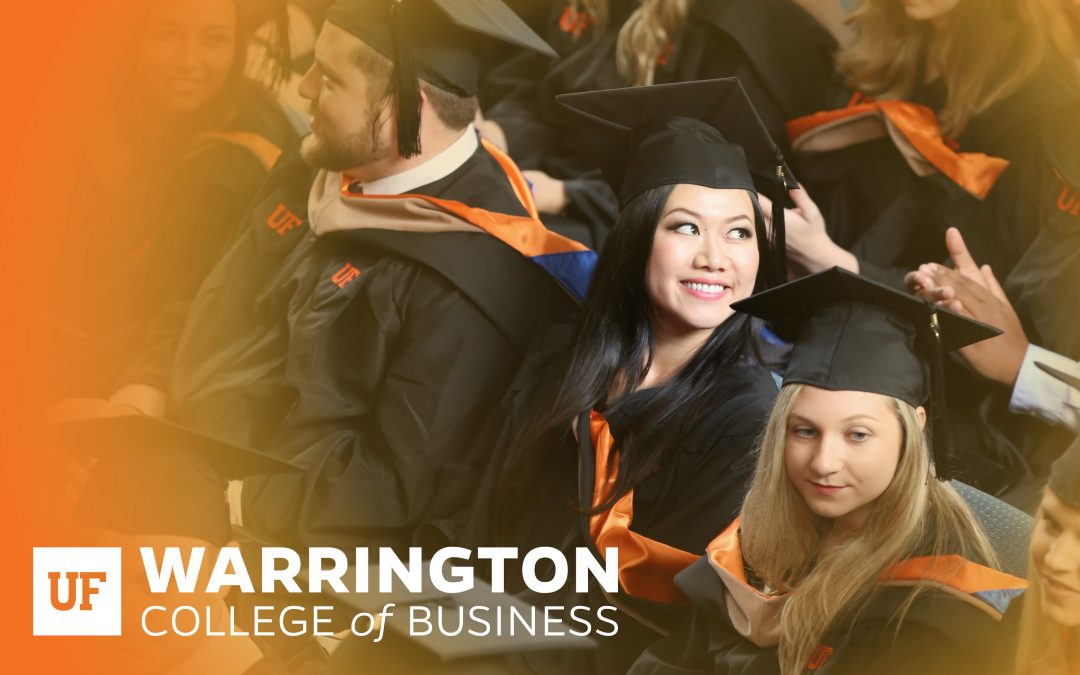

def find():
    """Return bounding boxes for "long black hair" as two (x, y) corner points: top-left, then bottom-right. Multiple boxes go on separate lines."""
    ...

(493, 182), (783, 538)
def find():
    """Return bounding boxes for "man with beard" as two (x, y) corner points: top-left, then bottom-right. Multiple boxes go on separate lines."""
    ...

(106, 0), (594, 552)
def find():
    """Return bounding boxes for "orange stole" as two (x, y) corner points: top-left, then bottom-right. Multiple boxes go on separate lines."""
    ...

(881, 555), (1027, 595)
(588, 411), (700, 604)
(339, 140), (589, 260)
(787, 100), (1009, 200)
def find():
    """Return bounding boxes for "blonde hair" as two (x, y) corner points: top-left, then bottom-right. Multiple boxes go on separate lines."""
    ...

(1013, 497), (1076, 674)
(837, 0), (1080, 136)
(616, 0), (694, 86)
(740, 384), (998, 675)
(565, 0), (695, 86)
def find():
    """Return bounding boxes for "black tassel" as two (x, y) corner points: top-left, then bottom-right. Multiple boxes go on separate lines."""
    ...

(771, 159), (788, 287)
(391, 0), (422, 158)
(926, 307), (953, 481)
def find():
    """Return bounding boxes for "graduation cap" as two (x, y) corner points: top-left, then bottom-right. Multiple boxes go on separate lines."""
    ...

(1050, 436), (1080, 510)
(44, 399), (301, 545)
(557, 78), (796, 283)
(732, 267), (1002, 481)
(325, 0), (556, 157)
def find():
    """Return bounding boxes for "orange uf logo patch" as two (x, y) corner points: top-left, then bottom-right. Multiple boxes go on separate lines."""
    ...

(1057, 181), (1080, 217)
(558, 4), (593, 39)
(331, 262), (362, 289)
(267, 203), (304, 235)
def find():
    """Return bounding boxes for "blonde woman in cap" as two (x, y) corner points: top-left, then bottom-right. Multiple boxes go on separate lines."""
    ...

(630, 268), (1027, 675)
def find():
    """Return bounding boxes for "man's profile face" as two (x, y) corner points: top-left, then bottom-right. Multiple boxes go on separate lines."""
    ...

(298, 22), (394, 173)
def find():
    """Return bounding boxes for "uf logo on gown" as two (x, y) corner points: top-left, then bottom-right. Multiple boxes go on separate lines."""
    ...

(331, 263), (362, 289)
(33, 547), (122, 636)
(1058, 182), (1080, 217)
(266, 203), (305, 236)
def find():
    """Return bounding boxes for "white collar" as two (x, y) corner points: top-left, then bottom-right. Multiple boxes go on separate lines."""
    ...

(353, 125), (479, 196)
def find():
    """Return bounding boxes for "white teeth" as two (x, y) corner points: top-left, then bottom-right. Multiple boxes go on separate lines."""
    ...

(684, 282), (727, 294)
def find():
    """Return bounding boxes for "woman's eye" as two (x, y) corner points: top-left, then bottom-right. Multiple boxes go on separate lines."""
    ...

(848, 430), (870, 443)
(672, 223), (699, 236)
(1042, 514), (1062, 535)
(791, 426), (816, 439)
(201, 30), (232, 47)
(728, 226), (752, 240)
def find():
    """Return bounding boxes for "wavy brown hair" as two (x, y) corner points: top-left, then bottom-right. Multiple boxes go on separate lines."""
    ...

(837, 0), (1080, 136)
(740, 384), (998, 675)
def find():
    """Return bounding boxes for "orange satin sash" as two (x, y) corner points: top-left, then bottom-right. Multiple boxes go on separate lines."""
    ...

(787, 100), (1009, 200)
(339, 139), (588, 259)
(588, 411), (699, 604)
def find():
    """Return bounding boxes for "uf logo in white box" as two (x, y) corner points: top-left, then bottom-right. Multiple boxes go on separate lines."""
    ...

(33, 547), (122, 636)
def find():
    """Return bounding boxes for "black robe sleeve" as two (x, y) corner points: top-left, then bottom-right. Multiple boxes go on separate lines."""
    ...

(630, 558), (1010, 675)
(240, 260), (522, 550)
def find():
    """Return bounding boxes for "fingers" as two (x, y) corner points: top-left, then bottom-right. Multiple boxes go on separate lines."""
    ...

(979, 264), (1010, 303)
(944, 227), (979, 275)
(911, 283), (954, 303)
(788, 185), (821, 218)
(904, 270), (927, 290)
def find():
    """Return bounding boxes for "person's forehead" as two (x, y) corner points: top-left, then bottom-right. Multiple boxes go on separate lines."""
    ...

(314, 21), (366, 69)
(791, 386), (892, 418)
(664, 185), (754, 217)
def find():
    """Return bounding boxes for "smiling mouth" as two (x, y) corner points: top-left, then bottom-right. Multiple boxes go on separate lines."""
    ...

(165, 78), (206, 92)
(680, 281), (730, 297)
(810, 482), (844, 495)
(1042, 575), (1080, 596)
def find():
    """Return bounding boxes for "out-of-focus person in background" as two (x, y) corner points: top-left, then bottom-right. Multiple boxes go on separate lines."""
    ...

(1001, 437), (1080, 674)
(475, 0), (838, 248)
(44, 0), (298, 400)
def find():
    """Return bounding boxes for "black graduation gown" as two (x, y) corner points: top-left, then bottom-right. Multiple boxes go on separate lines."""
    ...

(120, 138), (587, 551)
(788, 73), (1080, 499)
(629, 523), (1026, 675)
(481, 0), (836, 246)
(463, 326), (778, 675)
(45, 85), (299, 398)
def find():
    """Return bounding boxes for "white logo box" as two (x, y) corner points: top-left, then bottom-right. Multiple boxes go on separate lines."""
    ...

(33, 547), (122, 636)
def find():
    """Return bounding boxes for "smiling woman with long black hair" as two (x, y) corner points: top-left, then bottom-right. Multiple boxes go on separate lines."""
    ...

(460, 78), (792, 675)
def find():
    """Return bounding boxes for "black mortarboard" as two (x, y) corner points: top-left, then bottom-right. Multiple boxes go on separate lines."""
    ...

(44, 400), (301, 545)
(732, 267), (1002, 480)
(325, 0), (555, 157)
(1050, 437), (1080, 510)
(557, 78), (796, 283)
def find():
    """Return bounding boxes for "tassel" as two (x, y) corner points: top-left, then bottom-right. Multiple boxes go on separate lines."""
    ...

(926, 307), (953, 481)
(770, 159), (788, 287)
(391, 0), (422, 158)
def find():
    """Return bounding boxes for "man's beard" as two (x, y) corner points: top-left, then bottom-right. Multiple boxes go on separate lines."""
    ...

(300, 120), (390, 173)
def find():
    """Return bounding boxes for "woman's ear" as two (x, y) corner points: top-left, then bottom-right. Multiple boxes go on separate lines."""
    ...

(915, 406), (927, 430)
